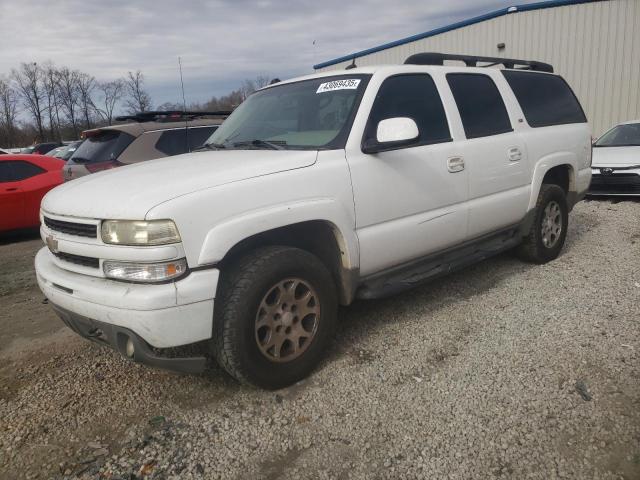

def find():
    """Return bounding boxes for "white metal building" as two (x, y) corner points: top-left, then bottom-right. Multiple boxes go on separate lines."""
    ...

(314, 0), (639, 135)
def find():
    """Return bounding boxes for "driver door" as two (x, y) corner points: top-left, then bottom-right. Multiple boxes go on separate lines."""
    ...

(0, 162), (25, 231)
(345, 73), (468, 277)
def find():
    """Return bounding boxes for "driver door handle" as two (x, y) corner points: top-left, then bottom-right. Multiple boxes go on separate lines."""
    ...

(5, 187), (18, 192)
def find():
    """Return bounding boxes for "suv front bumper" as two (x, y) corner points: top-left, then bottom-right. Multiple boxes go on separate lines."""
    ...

(35, 248), (219, 369)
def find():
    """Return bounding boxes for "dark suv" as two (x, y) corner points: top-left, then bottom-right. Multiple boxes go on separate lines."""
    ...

(21, 142), (64, 155)
(63, 111), (229, 181)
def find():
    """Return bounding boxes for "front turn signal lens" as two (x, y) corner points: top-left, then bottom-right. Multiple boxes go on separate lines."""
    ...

(103, 258), (187, 283)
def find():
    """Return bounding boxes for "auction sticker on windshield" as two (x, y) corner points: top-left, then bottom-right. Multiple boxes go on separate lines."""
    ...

(316, 79), (361, 93)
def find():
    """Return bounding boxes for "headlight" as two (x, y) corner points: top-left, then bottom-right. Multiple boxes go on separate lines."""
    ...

(101, 220), (181, 245)
(103, 258), (187, 282)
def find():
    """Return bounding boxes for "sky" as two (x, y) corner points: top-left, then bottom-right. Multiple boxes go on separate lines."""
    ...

(0, 0), (542, 108)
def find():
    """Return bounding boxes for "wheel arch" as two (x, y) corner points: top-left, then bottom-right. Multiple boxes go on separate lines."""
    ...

(528, 153), (578, 211)
(216, 220), (358, 305)
(196, 201), (359, 305)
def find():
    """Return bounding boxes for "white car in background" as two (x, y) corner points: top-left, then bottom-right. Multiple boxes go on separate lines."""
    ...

(590, 120), (640, 196)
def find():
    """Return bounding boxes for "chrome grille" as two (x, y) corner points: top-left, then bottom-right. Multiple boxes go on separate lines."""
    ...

(53, 251), (100, 269)
(44, 217), (97, 238)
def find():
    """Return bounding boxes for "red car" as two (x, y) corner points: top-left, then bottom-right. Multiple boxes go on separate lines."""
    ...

(0, 154), (64, 232)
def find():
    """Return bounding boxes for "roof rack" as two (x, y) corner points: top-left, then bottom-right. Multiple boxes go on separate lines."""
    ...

(115, 110), (232, 123)
(404, 52), (553, 73)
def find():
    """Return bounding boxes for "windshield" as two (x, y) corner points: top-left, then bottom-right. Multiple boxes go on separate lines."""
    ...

(206, 75), (370, 150)
(595, 123), (640, 147)
(69, 131), (134, 164)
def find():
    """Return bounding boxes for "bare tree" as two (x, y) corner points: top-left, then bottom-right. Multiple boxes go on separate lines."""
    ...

(77, 72), (97, 130)
(254, 75), (271, 89)
(239, 75), (273, 102)
(124, 71), (152, 114)
(0, 77), (19, 147)
(95, 79), (124, 125)
(42, 62), (62, 141)
(56, 67), (81, 137)
(12, 62), (46, 141)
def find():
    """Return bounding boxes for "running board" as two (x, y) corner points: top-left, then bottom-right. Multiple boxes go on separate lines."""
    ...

(356, 226), (522, 300)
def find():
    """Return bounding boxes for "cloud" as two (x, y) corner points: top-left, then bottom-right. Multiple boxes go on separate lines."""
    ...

(0, 0), (540, 106)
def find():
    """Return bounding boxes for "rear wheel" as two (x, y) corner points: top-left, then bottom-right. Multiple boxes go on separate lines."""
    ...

(516, 183), (568, 264)
(212, 246), (338, 389)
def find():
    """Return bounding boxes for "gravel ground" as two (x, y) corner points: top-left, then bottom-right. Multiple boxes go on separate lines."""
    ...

(0, 199), (639, 480)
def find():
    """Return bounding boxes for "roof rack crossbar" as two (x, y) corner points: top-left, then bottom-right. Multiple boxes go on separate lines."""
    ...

(115, 110), (232, 123)
(404, 52), (553, 73)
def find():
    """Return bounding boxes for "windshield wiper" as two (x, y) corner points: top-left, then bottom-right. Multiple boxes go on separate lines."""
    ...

(232, 139), (286, 150)
(193, 142), (228, 152)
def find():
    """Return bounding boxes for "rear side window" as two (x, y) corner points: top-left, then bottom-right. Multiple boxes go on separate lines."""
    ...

(0, 161), (45, 182)
(502, 71), (586, 127)
(70, 130), (135, 164)
(447, 74), (512, 139)
(11, 161), (46, 180)
(364, 74), (451, 148)
(155, 129), (189, 156)
(0, 162), (12, 182)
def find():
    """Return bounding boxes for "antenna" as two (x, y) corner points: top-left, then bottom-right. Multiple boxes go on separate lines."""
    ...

(178, 56), (190, 152)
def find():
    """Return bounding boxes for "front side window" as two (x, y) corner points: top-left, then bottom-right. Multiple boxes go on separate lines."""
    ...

(595, 123), (640, 147)
(206, 75), (370, 150)
(502, 70), (586, 128)
(447, 73), (513, 139)
(364, 74), (451, 148)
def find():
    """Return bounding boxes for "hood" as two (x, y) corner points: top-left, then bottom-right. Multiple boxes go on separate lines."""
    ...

(42, 149), (318, 219)
(592, 146), (640, 167)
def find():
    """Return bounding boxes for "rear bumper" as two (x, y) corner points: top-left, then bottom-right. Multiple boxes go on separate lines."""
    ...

(35, 247), (219, 349)
(589, 167), (640, 196)
(51, 303), (207, 373)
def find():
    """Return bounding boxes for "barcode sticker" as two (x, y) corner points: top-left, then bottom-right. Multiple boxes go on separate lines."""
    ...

(316, 79), (361, 93)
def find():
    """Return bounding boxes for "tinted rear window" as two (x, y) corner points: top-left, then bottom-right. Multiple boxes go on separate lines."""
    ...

(70, 131), (134, 164)
(447, 73), (512, 139)
(502, 71), (586, 128)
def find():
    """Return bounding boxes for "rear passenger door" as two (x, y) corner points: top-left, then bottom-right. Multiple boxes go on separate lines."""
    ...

(446, 72), (530, 238)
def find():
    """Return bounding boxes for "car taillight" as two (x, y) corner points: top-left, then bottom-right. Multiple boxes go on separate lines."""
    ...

(86, 160), (123, 173)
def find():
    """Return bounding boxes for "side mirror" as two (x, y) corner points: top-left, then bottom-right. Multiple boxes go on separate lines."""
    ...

(362, 117), (419, 154)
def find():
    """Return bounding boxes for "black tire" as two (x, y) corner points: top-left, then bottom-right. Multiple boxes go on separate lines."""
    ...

(516, 183), (569, 264)
(212, 246), (338, 389)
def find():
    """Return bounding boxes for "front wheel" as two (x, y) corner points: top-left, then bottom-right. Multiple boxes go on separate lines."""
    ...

(212, 246), (338, 389)
(516, 183), (569, 264)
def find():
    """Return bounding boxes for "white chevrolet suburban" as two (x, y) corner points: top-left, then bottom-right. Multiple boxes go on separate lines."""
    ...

(35, 53), (592, 389)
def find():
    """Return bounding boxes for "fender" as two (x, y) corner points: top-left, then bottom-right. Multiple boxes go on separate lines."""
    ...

(527, 152), (577, 211)
(196, 197), (359, 271)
